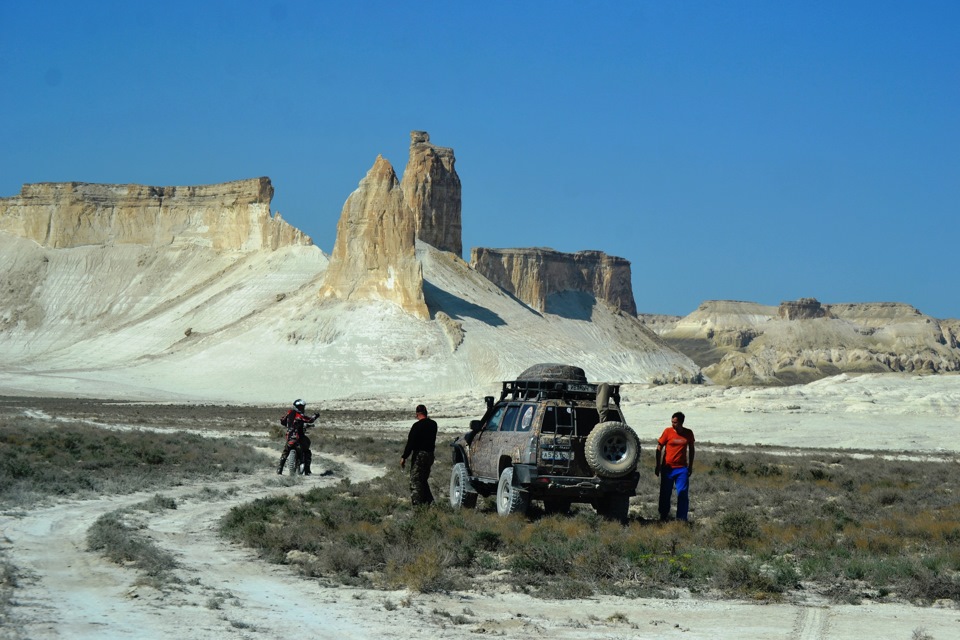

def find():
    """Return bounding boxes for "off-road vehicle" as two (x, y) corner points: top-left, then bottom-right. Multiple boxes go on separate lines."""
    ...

(449, 363), (641, 521)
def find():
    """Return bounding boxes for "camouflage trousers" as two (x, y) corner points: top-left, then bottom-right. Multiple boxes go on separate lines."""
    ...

(408, 451), (435, 506)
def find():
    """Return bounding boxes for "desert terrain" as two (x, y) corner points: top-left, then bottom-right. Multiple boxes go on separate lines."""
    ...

(2, 373), (959, 640)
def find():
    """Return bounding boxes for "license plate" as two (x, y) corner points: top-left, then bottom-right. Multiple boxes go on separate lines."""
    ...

(541, 450), (573, 461)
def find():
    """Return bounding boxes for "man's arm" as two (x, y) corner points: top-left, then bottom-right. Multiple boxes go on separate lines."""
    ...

(687, 443), (695, 474)
(400, 423), (417, 468)
(654, 444), (663, 476)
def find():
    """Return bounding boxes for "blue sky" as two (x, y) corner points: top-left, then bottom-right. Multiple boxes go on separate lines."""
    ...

(2, 1), (958, 318)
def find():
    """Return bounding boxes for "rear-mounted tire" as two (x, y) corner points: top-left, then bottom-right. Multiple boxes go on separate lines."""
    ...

(584, 421), (640, 478)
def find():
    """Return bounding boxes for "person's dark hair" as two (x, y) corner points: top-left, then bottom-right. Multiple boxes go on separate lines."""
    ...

(672, 411), (685, 424)
(416, 404), (428, 416)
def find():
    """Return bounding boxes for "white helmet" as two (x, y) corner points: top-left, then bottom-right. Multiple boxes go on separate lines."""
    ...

(293, 399), (305, 412)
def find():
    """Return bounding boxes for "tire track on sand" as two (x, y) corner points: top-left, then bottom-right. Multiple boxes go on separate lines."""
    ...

(792, 606), (829, 640)
(0, 455), (382, 639)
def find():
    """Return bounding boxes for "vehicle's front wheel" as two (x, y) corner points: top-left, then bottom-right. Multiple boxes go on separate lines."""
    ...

(449, 462), (478, 509)
(496, 467), (529, 516)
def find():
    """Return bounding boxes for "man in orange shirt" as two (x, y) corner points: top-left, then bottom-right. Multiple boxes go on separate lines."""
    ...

(655, 411), (696, 522)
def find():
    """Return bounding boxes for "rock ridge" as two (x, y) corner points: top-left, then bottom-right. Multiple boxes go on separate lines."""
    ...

(655, 298), (960, 384)
(470, 247), (638, 315)
(0, 177), (310, 251)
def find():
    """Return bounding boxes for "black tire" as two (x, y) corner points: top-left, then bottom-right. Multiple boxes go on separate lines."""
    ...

(495, 467), (529, 516)
(286, 447), (301, 476)
(515, 363), (587, 383)
(542, 498), (572, 515)
(594, 494), (630, 524)
(584, 421), (640, 478)
(449, 462), (478, 509)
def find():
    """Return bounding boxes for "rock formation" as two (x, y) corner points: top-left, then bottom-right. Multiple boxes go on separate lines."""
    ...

(653, 299), (960, 385)
(400, 131), (462, 256)
(778, 297), (829, 320)
(0, 178), (310, 251)
(319, 155), (429, 319)
(470, 247), (638, 316)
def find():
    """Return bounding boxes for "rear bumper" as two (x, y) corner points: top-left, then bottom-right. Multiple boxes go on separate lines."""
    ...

(512, 464), (640, 498)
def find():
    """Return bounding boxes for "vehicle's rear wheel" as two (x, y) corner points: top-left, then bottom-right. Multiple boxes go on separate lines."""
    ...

(496, 467), (529, 516)
(286, 446), (301, 476)
(584, 421), (640, 478)
(449, 462), (478, 509)
(594, 494), (630, 524)
(542, 498), (572, 515)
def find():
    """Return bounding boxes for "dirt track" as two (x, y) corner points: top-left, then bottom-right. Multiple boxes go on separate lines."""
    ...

(2, 400), (959, 639)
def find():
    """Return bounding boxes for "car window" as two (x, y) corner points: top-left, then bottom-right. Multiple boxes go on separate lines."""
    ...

(574, 407), (602, 434)
(485, 405), (506, 432)
(500, 404), (521, 432)
(542, 406), (573, 434)
(517, 404), (536, 432)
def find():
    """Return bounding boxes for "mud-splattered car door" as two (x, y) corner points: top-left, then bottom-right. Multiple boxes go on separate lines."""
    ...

(467, 403), (507, 482)
(469, 403), (531, 481)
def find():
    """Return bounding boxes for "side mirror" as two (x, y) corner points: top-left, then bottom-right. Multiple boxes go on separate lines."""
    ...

(469, 420), (483, 432)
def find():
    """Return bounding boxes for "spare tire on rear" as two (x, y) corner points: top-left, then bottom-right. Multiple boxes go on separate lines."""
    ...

(584, 421), (640, 478)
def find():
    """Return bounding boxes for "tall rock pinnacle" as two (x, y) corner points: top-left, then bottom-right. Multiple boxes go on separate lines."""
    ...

(319, 155), (429, 319)
(401, 131), (462, 256)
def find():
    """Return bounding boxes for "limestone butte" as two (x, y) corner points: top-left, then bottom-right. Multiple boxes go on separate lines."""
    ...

(400, 131), (462, 256)
(654, 298), (960, 384)
(470, 247), (638, 316)
(319, 155), (429, 319)
(0, 177), (310, 251)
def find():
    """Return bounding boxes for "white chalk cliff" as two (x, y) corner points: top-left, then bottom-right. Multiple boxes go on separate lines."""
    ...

(0, 133), (701, 402)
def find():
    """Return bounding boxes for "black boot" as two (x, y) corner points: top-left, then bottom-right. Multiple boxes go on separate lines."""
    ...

(277, 458), (285, 475)
(302, 450), (313, 475)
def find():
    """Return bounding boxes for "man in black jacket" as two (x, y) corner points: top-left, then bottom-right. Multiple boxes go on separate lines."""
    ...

(400, 404), (438, 505)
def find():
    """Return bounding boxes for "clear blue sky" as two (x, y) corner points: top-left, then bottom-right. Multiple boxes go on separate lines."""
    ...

(2, 1), (958, 318)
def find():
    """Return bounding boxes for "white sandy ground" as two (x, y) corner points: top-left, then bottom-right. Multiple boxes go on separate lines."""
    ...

(2, 373), (960, 639)
(2, 449), (958, 640)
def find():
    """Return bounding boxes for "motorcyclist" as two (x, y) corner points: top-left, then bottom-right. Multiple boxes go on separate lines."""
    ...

(277, 399), (319, 475)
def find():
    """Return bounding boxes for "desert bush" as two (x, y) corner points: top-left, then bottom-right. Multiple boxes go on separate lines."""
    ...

(86, 510), (179, 586)
(0, 419), (266, 508)
(0, 555), (18, 623)
(714, 511), (761, 549)
(213, 434), (960, 605)
(716, 556), (790, 599)
(134, 494), (178, 512)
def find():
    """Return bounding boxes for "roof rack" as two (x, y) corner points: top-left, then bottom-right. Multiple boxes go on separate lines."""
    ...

(499, 379), (620, 402)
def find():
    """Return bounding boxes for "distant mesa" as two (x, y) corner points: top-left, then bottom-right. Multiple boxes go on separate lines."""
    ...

(651, 298), (960, 385)
(471, 247), (638, 316)
(0, 177), (310, 251)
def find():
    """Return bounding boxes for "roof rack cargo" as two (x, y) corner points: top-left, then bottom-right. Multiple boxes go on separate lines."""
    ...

(499, 379), (620, 402)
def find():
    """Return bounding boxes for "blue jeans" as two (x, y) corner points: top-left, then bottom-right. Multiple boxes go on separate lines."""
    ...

(659, 466), (690, 521)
